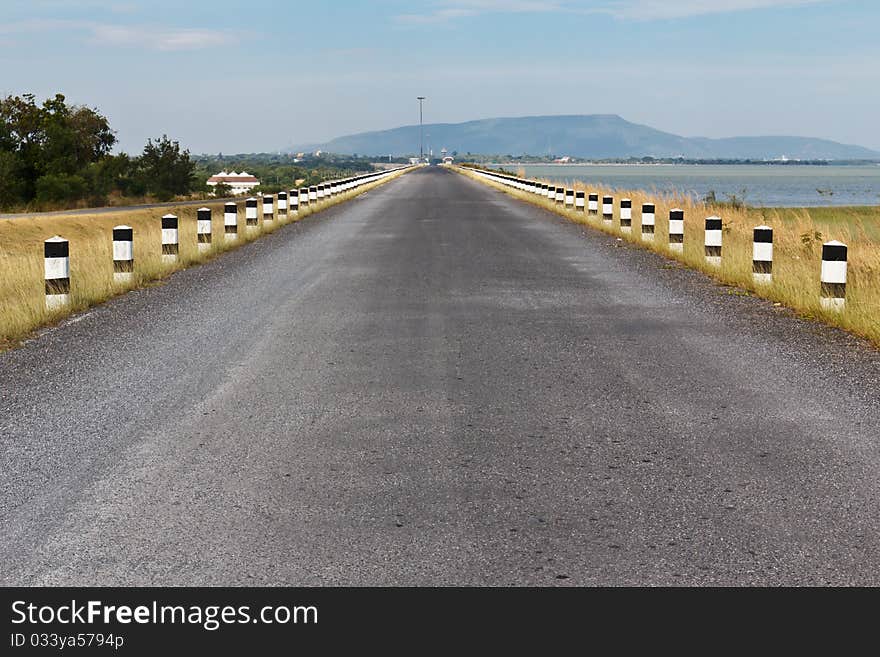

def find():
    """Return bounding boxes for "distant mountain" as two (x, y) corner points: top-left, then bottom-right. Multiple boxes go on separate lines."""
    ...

(293, 115), (880, 160)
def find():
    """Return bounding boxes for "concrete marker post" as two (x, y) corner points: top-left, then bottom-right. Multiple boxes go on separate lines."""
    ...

(224, 202), (238, 241)
(588, 193), (598, 216)
(668, 209), (684, 253)
(277, 191), (288, 220)
(704, 216), (722, 266)
(112, 225), (134, 284)
(289, 189), (300, 215)
(245, 197), (259, 234)
(641, 203), (655, 241)
(575, 190), (585, 212)
(309, 186), (318, 203)
(752, 226), (773, 284)
(555, 187), (565, 205)
(620, 199), (632, 233)
(299, 188), (309, 209)
(197, 208), (212, 252)
(820, 240), (847, 311)
(44, 236), (70, 310)
(565, 189), (575, 210)
(262, 194), (274, 224)
(161, 214), (179, 263)
(602, 195), (613, 224)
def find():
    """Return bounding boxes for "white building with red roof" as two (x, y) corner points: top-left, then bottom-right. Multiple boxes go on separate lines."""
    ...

(206, 171), (260, 195)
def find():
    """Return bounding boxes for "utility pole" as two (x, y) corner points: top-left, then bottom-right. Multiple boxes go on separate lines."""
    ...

(417, 96), (426, 162)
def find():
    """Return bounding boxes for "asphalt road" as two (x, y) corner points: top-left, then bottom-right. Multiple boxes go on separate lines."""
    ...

(0, 195), (245, 219)
(2, 166), (879, 586)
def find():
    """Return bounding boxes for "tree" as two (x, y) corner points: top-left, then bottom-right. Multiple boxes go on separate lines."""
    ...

(0, 93), (44, 203)
(211, 181), (231, 197)
(137, 135), (195, 201)
(85, 153), (136, 198)
(35, 173), (87, 204)
(0, 93), (116, 207)
(0, 150), (27, 205)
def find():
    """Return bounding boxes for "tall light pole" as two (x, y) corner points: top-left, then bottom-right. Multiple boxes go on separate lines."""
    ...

(417, 96), (426, 162)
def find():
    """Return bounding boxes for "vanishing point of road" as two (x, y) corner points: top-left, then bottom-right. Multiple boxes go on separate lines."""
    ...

(2, 166), (879, 585)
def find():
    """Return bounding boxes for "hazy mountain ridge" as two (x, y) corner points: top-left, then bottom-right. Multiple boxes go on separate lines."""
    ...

(293, 115), (880, 160)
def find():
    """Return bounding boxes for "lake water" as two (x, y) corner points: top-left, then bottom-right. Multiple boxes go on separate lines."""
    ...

(488, 164), (880, 208)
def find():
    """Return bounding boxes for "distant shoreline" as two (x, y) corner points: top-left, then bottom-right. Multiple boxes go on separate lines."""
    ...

(484, 161), (880, 167)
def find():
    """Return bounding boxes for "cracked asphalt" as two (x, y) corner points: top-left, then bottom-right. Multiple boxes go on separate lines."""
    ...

(2, 165), (879, 585)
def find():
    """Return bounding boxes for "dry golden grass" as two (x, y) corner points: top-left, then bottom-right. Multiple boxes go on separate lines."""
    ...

(0, 170), (407, 349)
(458, 167), (880, 347)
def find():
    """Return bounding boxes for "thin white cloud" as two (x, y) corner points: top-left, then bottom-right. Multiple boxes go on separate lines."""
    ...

(603, 0), (831, 20)
(0, 18), (235, 51)
(395, 0), (832, 24)
(396, 1), (563, 24)
(89, 24), (235, 50)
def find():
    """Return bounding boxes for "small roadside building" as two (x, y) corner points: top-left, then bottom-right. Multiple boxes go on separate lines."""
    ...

(207, 171), (260, 195)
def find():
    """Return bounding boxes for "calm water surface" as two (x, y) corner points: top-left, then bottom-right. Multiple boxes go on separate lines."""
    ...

(490, 164), (880, 207)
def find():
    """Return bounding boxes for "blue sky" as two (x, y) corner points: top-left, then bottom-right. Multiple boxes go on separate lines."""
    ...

(2, 0), (878, 154)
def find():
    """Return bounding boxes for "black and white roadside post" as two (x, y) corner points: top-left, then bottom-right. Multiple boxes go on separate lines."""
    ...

(289, 189), (299, 215)
(641, 203), (655, 241)
(246, 197), (259, 234)
(262, 194), (274, 224)
(554, 187), (564, 205)
(299, 188), (309, 209)
(545, 185), (554, 201)
(224, 202), (238, 242)
(161, 214), (179, 263)
(588, 193), (598, 216)
(309, 186), (318, 203)
(112, 225), (133, 284)
(575, 190), (585, 212)
(277, 191), (288, 220)
(197, 208), (212, 252)
(44, 236), (70, 310)
(565, 189), (575, 210)
(704, 216), (722, 266)
(820, 240), (847, 311)
(541, 183), (549, 199)
(752, 226), (773, 284)
(668, 209), (684, 253)
(620, 199), (632, 233)
(602, 195), (613, 224)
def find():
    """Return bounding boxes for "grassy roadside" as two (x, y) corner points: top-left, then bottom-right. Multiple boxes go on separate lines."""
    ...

(0, 170), (410, 350)
(456, 166), (880, 348)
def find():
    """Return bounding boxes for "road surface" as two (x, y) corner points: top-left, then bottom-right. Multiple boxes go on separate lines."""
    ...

(0, 196), (246, 220)
(2, 166), (879, 585)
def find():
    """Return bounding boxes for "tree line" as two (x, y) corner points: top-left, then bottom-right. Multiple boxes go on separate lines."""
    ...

(1, 93), (197, 210)
(192, 152), (389, 195)
(1, 93), (392, 212)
